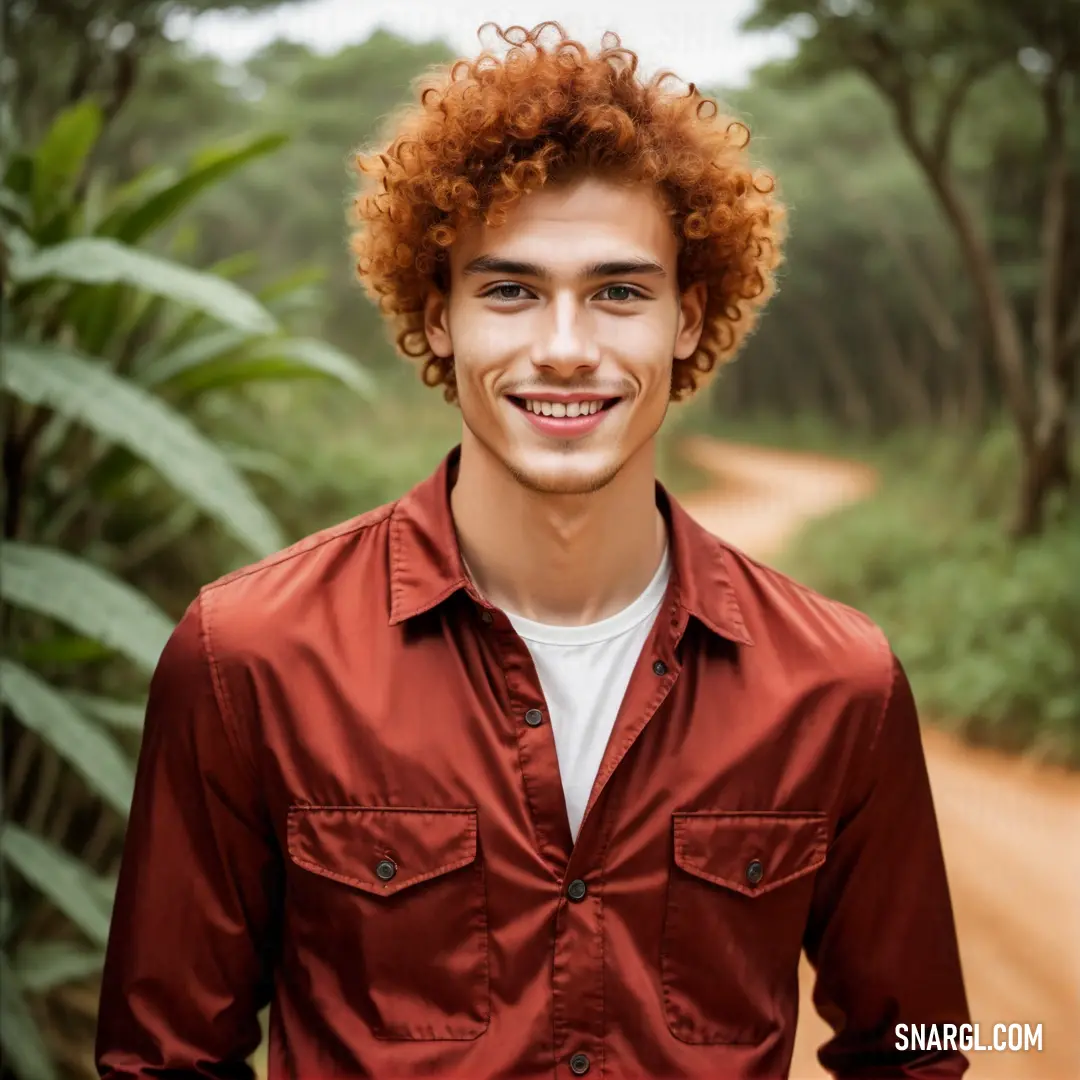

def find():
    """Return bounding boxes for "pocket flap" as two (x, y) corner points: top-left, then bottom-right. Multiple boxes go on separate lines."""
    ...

(672, 810), (828, 897)
(287, 806), (478, 897)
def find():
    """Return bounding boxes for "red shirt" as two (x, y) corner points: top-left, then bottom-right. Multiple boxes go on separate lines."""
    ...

(97, 446), (970, 1079)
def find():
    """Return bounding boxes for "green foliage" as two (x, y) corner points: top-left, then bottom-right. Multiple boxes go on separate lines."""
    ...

(0, 951), (59, 1080)
(744, 0), (1079, 89)
(3, 0), (300, 145)
(740, 0), (1080, 534)
(0, 542), (174, 674)
(10, 238), (279, 335)
(174, 32), (455, 359)
(4, 343), (285, 555)
(777, 431), (1080, 765)
(0, 828), (114, 947)
(29, 100), (103, 225)
(0, 662), (135, 818)
(99, 132), (290, 243)
(0, 97), (375, 1074)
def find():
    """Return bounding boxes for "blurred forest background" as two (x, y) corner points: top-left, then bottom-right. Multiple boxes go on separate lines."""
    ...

(1, 0), (1077, 1076)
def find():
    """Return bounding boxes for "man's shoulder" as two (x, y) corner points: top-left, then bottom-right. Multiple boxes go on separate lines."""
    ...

(193, 498), (399, 650)
(207, 500), (395, 589)
(720, 540), (895, 697)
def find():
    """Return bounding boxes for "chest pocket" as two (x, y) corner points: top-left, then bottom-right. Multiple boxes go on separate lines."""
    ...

(661, 810), (828, 1045)
(286, 805), (489, 1041)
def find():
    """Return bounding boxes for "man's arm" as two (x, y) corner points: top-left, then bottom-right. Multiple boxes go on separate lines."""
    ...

(96, 592), (281, 1078)
(805, 650), (971, 1078)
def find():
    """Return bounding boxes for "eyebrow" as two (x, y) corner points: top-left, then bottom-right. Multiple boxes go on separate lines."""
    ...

(461, 255), (667, 279)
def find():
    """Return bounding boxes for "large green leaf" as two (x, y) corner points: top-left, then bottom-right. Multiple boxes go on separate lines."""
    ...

(3, 153), (34, 197)
(13, 636), (116, 666)
(258, 264), (327, 302)
(1, 661), (135, 818)
(101, 132), (289, 244)
(136, 251), (295, 373)
(143, 335), (377, 399)
(12, 942), (105, 995)
(258, 265), (327, 321)
(32, 100), (104, 225)
(137, 327), (250, 385)
(0, 223), (36, 265)
(259, 265), (326, 308)
(0, 952), (58, 1080)
(3, 343), (286, 556)
(103, 163), (177, 222)
(0, 187), (31, 224)
(64, 691), (145, 733)
(8, 238), (277, 335)
(0, 826), (113, 946)
(81, 168), (110, 234)
(219, 444), (297, 489)
(0, 897), (13, 945)
(0, 543), (172, 674)
(146, 247), (259, 360)
(209, 250), (260, 282)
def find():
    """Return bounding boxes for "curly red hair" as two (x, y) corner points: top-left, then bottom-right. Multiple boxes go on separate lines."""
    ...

(349, 22), (784, 401)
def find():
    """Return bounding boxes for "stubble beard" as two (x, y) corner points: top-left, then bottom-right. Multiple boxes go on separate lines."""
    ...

(502, 448), (626, 496)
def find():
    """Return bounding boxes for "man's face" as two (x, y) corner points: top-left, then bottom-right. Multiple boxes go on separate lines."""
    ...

(424, 176), (706, 495)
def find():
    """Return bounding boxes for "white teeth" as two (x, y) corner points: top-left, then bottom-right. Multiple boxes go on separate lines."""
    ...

(523, 399), (603, 416)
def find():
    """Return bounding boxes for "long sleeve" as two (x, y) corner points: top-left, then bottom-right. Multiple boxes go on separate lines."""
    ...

(804, 651), (971, 1078)
(96, 592), (282, 1078)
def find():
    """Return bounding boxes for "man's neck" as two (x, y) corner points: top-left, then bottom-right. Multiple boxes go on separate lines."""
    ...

(449, 435), (667, 627)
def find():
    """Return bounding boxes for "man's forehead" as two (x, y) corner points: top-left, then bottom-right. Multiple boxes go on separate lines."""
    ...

(450, 182), (677, 274)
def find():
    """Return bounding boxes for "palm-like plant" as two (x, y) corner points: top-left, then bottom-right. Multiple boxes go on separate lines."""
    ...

(0, 99), (375, 1078)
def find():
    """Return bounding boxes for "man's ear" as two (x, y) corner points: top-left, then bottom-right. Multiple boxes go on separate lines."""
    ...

(424, 288), (453, 358)
(674, 281), (707, 360)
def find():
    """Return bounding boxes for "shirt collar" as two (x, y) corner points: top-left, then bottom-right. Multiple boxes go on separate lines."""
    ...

(388, 445), (753, 646)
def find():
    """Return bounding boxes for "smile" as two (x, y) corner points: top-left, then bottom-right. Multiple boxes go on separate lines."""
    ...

(507, 394), (622, 437)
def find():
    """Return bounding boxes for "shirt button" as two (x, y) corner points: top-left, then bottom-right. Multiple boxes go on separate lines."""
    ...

(569, 1052), (590, 1075)
(567, 878), (588, 902)
(375, 859), (397, 881)
(480, 609), (493, 624)
(652, 659), (667, 676)
(524, 708), (543, 727)
(745, 858), (764, 886)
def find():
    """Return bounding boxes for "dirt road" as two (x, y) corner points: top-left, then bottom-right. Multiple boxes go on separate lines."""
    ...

(676, 436), (1080, 1080)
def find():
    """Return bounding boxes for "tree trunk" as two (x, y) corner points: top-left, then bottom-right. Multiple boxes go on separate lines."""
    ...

(860, 290), (934, 425)
(1014, 423), (1071, 536)
(794, 299), (874, 430)
(889, 81), (1080, 536)
(1019, 71), (1077, 533)
(905, 141), (1035, 449)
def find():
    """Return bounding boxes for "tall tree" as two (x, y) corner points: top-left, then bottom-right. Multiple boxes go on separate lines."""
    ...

(745, 0), (1080, 536)
(2, 0), (296, 139)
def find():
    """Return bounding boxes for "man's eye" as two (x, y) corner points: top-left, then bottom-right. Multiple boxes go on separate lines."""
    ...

(485, 284), (529, 301)
(598, 285), (642, 302)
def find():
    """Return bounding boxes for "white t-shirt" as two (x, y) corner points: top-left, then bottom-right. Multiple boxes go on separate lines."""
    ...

(504, 547), (671, 841)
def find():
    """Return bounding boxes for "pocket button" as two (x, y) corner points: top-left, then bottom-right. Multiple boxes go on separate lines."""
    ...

(375, 858), (397, 881)
(745, 858), (764, 886)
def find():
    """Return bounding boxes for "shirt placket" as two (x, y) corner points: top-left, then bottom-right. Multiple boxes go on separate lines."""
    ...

(480, 596), (688, 1078)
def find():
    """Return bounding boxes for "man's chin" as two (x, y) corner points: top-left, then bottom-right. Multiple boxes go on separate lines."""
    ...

(502, 451), (623, 496)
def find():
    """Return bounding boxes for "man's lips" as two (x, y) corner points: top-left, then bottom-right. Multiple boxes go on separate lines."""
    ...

(507, 394), (621, 417)
(505, 394), (622, 437)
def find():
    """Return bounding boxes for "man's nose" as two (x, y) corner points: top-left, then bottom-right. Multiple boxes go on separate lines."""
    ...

(532, 293), (600, 376)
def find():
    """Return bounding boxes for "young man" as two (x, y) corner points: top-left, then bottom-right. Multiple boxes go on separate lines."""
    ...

(97, 23), (970, 1080)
